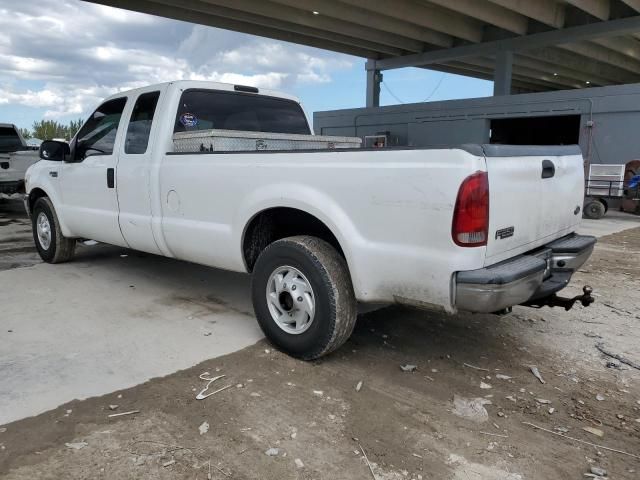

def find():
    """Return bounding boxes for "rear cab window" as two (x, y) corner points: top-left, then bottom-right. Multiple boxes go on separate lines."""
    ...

(174, 89), (311, 135)
(0, 127), (25, 153)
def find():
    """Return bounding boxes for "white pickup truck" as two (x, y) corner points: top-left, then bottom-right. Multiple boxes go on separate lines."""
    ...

(0, 123), (40, 195)
(24, 80), (595, 359)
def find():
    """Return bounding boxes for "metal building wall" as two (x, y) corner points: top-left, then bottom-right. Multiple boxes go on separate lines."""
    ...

(313, 83), (640, 166)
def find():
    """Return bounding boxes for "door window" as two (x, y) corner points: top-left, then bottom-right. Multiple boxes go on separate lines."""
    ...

(125, 91), (160, 154)
(74, 97), (127, 161)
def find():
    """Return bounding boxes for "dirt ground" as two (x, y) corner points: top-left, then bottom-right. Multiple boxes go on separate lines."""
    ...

(1, 198), (639, 479)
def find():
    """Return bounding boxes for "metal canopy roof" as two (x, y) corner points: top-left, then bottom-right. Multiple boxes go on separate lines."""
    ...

(87, 0), (640, 93)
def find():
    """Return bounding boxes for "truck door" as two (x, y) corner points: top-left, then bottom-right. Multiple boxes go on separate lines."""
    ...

(59, 97), (128, 246)
(116, 88), (163, 255)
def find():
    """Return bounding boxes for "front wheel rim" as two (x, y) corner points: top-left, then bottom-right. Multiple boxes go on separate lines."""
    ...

(266, 266), (316, 335)
(36, 212), (52, 250)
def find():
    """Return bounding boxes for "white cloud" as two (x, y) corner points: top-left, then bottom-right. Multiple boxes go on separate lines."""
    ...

(0, 0), (354, 121)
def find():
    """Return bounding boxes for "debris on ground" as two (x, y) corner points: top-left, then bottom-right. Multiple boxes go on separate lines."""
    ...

(590, 466), (608, 477)
(495, 374), (512, 380)
(480, 381), (492, 389)
(108, 404), (119, 411)
(595, 342), (640, 371)
(596, 393), (605, 401)
(452, 395), (491, 422)
(162, 459), (176, 468)
(199, 421), (209, 435)
(463, 363), (489, 372)
(313, 390), (324, 396)
(606, 359), (621, 369)
(355, 381), (363, 392)
(107, 410), (140, 418)
(536, 398), (551, 404)
(583, 426), (604, 437)
(294, 458), (304, 468)
(357, 443), (376, 480)
(264, 448), (279, 457)
(196, 373), (232, 400)
(524, 422), (640, 459)
(529, 366), (546, 384)
(400, 364), (417, 372)
(65, 442), (88, 450)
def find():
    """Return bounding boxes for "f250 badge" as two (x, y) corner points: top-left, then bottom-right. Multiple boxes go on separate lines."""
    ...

(495, 226), (515, 240)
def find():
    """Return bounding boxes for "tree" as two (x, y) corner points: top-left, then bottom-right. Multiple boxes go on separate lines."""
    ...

(31, 118), (86, 141)
(66, 118), (84, 139)
(18, 127), (32, 140)
(32, 120), (67, 141)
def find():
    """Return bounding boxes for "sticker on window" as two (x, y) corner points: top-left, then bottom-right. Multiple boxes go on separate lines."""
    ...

(180, 113), (199, 128)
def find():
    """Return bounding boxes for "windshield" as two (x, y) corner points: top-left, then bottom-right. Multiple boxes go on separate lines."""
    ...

(0, 127), (25, 153)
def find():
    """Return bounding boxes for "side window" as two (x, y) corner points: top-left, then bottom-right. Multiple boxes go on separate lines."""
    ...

(74, 97), (127, 161)
(174, 89), (311, 135)
(125, 91), (160, 154)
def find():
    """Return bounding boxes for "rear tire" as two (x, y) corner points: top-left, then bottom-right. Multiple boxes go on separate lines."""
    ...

(251, 236), (356, 360)
(32, 197), (76, 263)
(583, 200), (606, 220)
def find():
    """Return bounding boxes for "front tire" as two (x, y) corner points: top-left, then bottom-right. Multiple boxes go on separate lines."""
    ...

(32, 197), (76, 263)
(251, 236), (357, 360)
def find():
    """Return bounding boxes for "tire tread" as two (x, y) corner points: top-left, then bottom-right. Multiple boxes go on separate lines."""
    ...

(252, 235), (356, 360)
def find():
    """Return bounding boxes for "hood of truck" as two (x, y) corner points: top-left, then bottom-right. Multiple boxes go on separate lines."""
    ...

(483, 145), (585, 266)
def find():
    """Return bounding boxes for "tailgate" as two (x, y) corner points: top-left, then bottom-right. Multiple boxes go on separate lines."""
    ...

(0, 151), (40, 182)
(484, 145), (584, 265)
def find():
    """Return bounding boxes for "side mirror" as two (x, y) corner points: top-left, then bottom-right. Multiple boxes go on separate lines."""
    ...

(39, 140), (70, 162)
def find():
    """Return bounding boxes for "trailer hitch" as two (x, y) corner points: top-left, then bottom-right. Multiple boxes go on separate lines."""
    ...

(522, 285), (594, 311)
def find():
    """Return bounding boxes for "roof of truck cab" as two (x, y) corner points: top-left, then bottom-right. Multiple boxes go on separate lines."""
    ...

(103, 80), (302, 104)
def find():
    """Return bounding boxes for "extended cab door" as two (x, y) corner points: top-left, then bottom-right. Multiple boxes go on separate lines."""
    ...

(116, 88), (164, 254)
(59, 97), (128, 246)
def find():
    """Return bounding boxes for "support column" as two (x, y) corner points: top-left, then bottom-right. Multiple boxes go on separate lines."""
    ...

(493, 50), (513, 96)
(366, 60), (382, 108)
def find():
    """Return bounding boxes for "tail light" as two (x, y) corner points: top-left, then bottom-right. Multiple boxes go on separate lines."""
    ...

(452, 171), (489, 247)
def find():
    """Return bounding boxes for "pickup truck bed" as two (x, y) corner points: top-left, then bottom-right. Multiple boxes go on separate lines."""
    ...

(24, 80), (595, 360)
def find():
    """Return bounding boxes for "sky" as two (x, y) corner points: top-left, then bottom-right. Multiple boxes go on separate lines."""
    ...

(0, 0), (493, 132)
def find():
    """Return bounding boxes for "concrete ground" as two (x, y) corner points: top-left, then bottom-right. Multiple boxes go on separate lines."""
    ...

(578, 209), (640, 237)
(1, 197), (639, 479)
(0, 197), (262, 425)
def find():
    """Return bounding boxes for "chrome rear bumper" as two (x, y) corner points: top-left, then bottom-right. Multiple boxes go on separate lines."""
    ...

(455, 234), (596, 313)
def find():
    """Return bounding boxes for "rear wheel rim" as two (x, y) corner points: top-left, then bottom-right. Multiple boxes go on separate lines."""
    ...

(266, 265), (316, 335)
(36, 212), (52, 250)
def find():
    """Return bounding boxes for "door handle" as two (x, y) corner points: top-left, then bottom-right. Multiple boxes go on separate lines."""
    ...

(107, 168), (115, 188)
(49, 171), (58, 178)
(541, 159), (555, 179)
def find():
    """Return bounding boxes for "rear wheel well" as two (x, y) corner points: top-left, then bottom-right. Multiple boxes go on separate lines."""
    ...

(28, 188), (48, 213)
(242, 207), (344, 272)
